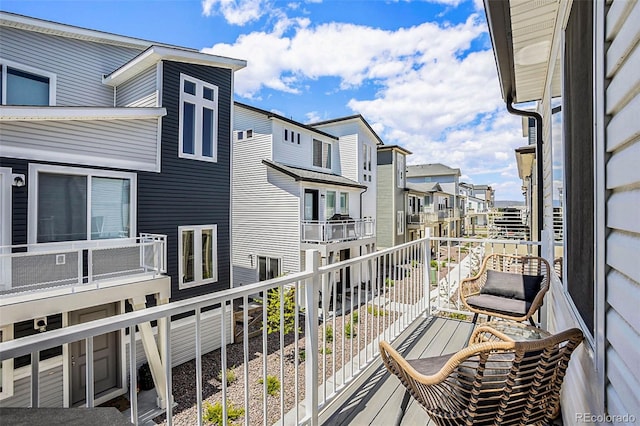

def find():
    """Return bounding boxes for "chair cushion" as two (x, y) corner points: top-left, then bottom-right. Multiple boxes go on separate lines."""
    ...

(466, 294), (531, 316)
(407, 353), (453, 376)
(481, 270), (543, 302)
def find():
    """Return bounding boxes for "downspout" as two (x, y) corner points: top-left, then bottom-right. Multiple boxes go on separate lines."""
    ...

(359, 185), (369, 257)
(506, 96), (543, 244)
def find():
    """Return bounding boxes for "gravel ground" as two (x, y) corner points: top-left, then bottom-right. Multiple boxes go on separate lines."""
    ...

(152, 287), (409, 426)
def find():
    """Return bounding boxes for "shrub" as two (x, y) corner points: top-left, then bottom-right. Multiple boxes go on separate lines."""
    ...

(345, 320), (357, 338)
(411, 259), (418, 268)
(430, 260), (438, 268)
(367, 305), (386, 317)
(202, 400), (244, 425)
(265, 287), (297, 335)
(324, 325), (334, 343)
(217, 368), (237, 386)
(385, 277), (395, 287)
(320, 346), (332, 355)
(298, 349), (306, 362)
(351, 311), (359, 323)
(258, 375), (280, 396)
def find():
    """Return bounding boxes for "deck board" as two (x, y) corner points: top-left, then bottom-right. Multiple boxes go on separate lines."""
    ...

(320, 316), (474, 426)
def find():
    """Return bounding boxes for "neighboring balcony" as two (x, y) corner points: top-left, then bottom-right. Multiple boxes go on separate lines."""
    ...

(406, 212), (438, 226)
(0, 234), (167, 300)
(300, 218), (375, 243)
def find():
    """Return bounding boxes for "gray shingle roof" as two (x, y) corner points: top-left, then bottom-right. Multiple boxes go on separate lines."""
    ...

(406, 163), (461, 177)
(262, 159), (366, 189)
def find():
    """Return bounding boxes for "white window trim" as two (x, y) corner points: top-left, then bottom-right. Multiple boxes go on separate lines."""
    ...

(0, 59), (57, 106)
(255, 254), (282, 281)
(313, 139), (332, 169)
(27, 164), (137, 245)
(397, 210), (405, 235)
(0, 325), (14, 400)
(340, 192), (349, 215)
(178, 73), (218, 162)
(236, 129), (253, 141)
(178, 224), (218, 289)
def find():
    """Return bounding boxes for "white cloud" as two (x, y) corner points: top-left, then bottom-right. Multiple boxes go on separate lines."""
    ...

(201, 0), (266, 25)
(203, 6), (527, 199)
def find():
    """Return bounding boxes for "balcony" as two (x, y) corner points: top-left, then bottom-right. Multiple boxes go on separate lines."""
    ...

(0, 234), (167, 302)
(0, 236), (553, 426)
(406, 212), (438, 225)
(300, 218), (375, 243)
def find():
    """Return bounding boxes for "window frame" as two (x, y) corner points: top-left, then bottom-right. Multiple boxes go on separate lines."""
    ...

(312, 139), (332, 169)
(397, 210), (405, 235)
(339, 192), (349, 215)
(237, 129), (253, 141)
(27, 164), (137, 245)
(178, 73), (218, 162)
(0, 59), (57, 106)
(178, 224), (218, 289)
(256, 255), (282, 282)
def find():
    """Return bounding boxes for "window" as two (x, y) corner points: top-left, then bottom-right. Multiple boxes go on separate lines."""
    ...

(1, 61), (56, 106)
(179, 74), (218, 162)
(363, 145), (372, 171)
(237, 129), (253, 141)
(397, 211), (405, 235)
(313, 139), (332, 169)
(258, 255), (281, 281)
(179, 225), (217, 288)
(396, 153), (405, 188)
(340, 192), (349, 215)
(561, 0), (594, 336)
(325, 191), (336, 218)
(0, 326), (13, 400)
(30, 165), (135, 244)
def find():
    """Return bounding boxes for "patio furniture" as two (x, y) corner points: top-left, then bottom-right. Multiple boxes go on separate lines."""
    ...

(379, 326), (584, 426)
(479, 320), (551, 342)
(460, 254), (551, 326)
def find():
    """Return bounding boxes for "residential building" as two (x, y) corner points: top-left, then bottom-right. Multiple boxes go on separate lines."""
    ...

(406, 163), (462, 237)
(376, 145), (411, 248)
(460, 182), (489, 235)
(484, 0), (639, 420)
(0, 12), (245, 408)
(232, 103), (378, 288)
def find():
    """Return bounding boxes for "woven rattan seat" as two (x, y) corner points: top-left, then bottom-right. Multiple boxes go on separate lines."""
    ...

(380, 326), (584, 426)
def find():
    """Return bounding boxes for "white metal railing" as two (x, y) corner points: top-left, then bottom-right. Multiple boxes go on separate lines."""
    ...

(427, 237), (542, 315)
(0, 234), (166, 295)
(301, 218), (375, 243)
(0, 239), (431, 426)
(406, 212), (438, 225)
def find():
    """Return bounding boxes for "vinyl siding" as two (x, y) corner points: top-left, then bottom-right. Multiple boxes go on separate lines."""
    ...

(137, 60), (233, 301)
(0, 361), (63, 408)
(0, 119), (161, 172)
(0, 27), (143, 106)
(232, 106), (300, 286)
(376, 163), (395, 249)
(604, 0), (640, 419)
(116, 65), (158, 107)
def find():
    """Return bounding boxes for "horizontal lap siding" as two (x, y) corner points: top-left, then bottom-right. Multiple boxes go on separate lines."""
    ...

(137, 61), (233, 301)
(605, 0), (640, 420)
(116, 65), (158, 107)
(0, 27), (142, 106)
(232, 106), (300, 286)
(0, 119), (160, 171)
(0, 362), (63, 408)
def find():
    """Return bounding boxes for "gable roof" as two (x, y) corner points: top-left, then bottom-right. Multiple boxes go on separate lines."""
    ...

(236, 102), (338, 140)
(377, 145), (412, 155)
(262, 159), (366, 189)
(406, 182), (443, 193)
(406, 163), (461, 177)
(310, 115), (385, 146)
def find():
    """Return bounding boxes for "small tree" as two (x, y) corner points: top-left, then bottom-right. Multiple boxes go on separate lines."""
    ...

(265, 287), (297, 335)
(203, 401), (244, 425)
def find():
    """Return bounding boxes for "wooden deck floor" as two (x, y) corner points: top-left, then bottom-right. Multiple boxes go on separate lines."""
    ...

(320, 315), (474, 426)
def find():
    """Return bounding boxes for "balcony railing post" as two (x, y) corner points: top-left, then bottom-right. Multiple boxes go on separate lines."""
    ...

(423, 230), (431, 315)
(304, 249), (320, 426)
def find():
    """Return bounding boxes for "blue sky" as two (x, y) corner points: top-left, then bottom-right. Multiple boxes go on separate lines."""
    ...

(2, 0), (528, 201)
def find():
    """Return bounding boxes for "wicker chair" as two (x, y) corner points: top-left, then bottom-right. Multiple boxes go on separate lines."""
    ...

(380, 326), (584, 426)
(460, 254), (551, 325)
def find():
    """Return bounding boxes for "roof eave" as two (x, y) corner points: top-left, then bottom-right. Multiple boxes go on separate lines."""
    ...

(484, 0), (516, 104)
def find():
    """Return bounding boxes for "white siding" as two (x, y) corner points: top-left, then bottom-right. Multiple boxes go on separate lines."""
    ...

(0, 119), (161, 171)
(233, 106), (301, 286)
(604, 0), (640, 420)
(116, 65), (158, 107)
(0, 27), (143, 106)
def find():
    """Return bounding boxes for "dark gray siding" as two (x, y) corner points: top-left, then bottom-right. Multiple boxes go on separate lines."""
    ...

(137, 61), (233, 301)
(0, 157), (29, 246)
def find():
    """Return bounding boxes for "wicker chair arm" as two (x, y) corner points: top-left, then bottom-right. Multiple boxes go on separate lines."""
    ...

(469, 325), (514, 344)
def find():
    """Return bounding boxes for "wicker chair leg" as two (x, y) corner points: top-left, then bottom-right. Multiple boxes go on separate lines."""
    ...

(472, 313), (479, 324)
(395, 388), (411, 426)
(529, 317), (537, 327)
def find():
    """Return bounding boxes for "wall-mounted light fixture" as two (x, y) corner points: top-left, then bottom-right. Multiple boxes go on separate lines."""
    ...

(249, 254), (254, 267)
(34, 317), (47, 333)
(12, 174), (25, 187)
